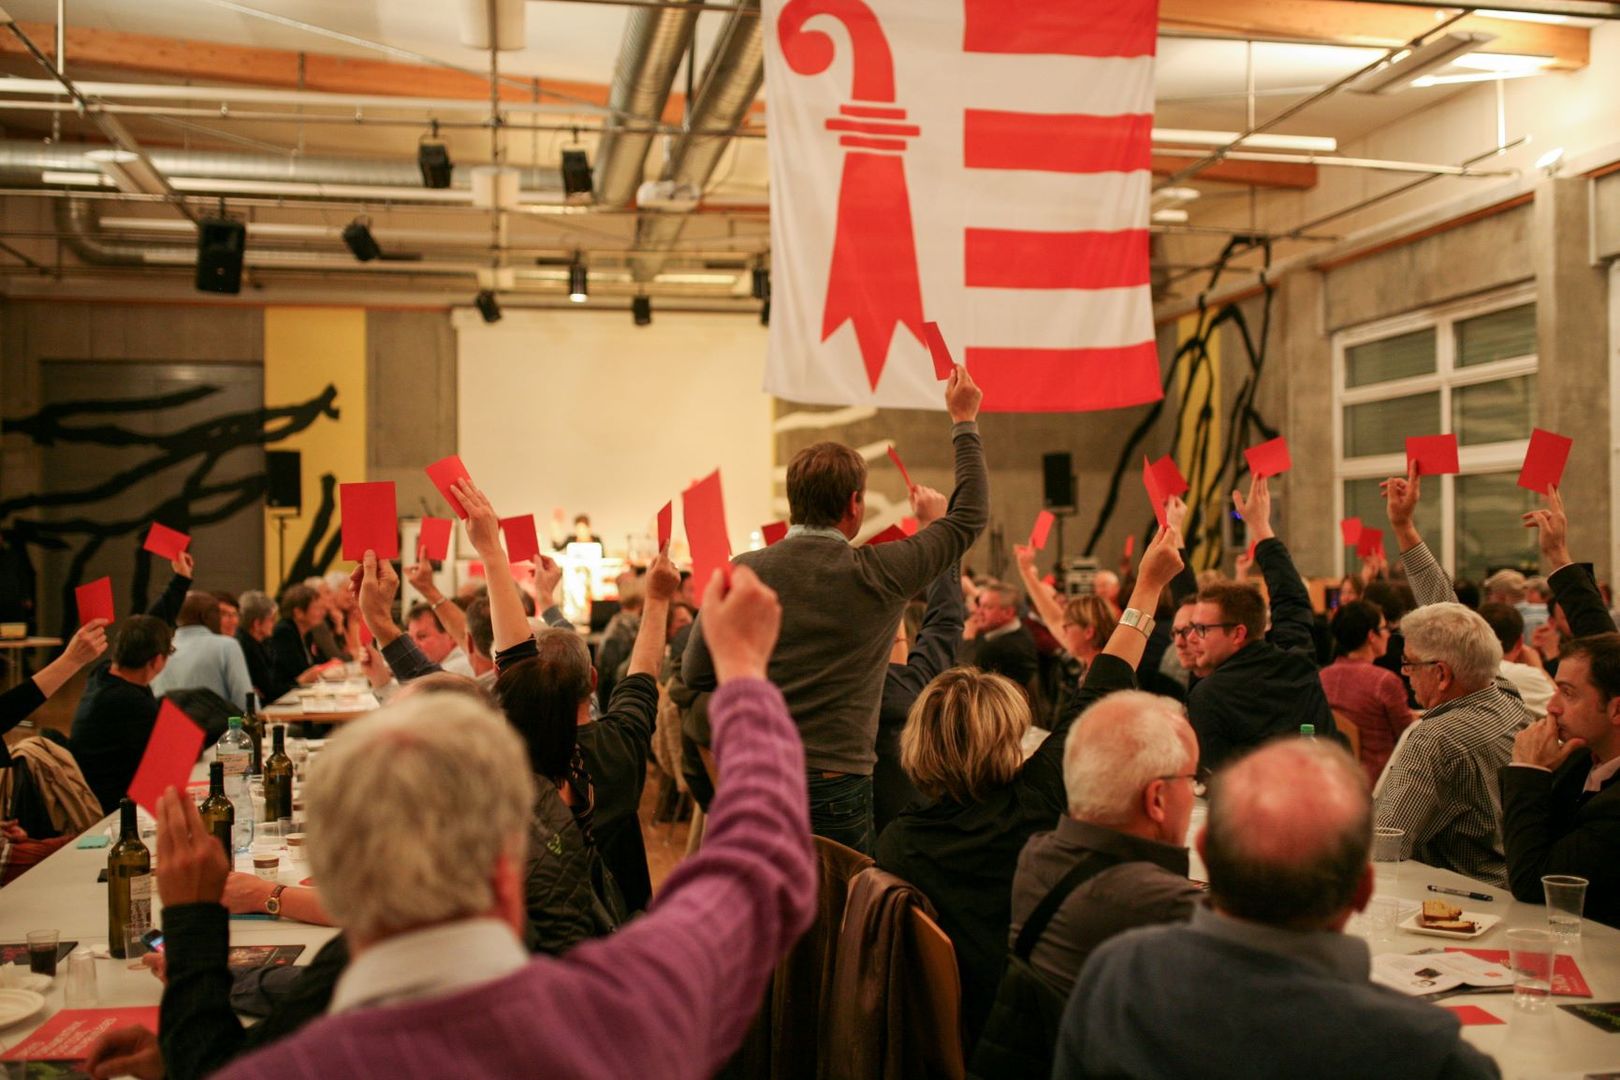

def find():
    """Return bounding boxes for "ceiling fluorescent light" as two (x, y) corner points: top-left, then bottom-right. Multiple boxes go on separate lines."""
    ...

(40, 170), (109, 187)
(1151, 209), (1190, 224)
(1152, 187), (1202, 205)
(1350, 31), (1499, 95)
(1475, 9), (1570, 24)
(85, 149), (168, 196)
(1411, 70), (1541, 87)
(1152, 128), (1337, 153)
(1449, 52), (1554, 74)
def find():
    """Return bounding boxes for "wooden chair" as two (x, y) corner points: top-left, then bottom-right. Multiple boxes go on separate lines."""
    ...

(907, 907), (967, 1080)
(1332, 708), (1362, 763)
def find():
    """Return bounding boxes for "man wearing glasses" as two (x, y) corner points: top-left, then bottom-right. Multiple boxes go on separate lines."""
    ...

(1184, 476), (1337, 774)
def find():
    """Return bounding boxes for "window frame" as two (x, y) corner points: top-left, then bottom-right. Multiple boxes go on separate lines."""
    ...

(1332, 283), (1538, 577)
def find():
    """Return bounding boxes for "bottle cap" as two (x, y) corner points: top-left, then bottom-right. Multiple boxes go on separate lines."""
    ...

(228, 716), (243, 729)
(1300, 723), (1316, 737)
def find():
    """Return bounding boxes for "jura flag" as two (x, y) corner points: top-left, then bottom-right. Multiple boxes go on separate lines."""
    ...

(762, 0), (1163, 413)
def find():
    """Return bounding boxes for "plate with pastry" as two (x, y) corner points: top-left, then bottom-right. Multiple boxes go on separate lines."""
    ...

(1399, 898), (1500, 939)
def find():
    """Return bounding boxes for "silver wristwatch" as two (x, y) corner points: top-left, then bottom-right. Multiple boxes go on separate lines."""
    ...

(1119, 608), (1155, 639)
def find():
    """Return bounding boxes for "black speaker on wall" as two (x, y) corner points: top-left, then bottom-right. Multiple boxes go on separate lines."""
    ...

(195, 218), (246, 295)
(1042, 452), (1075, 512)
(266, 451), (302, 512)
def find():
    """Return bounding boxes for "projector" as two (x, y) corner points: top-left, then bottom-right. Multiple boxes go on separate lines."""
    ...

(635, 180), (702, 211)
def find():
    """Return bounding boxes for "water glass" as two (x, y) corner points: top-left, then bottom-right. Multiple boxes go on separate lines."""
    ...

(63, 949), (97, 1007)
(1365, 896), (1401, 940)
(1372, 827), (1405, 883)
(122, 925), (150, 963)
(1507, 928), (1556, 1011)
(1543, 875), (1588, 942)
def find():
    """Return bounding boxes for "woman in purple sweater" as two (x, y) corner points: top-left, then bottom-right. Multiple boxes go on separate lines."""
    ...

(1319, 600), (1415, 786)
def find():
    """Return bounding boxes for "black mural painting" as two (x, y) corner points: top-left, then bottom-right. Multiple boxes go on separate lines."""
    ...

(0, 383), (344, 643)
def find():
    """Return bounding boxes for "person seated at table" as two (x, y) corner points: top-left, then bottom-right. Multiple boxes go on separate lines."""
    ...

(70, 615), (172, 813)
(322, 569), (360, 661)
(152, 592), (254, 710)
(1186, 477), (1338, 774)
(0, 619), (107, 745)
(961, 580), (1040, 691)
(1377, 465), (1529, 887)
(213, 591), (241, 639)
(118, 564), (814, 1080)
(404, 601), (476, 678)
(973, 690), (1202, 1078)
(1501, 487), (1620, 925)
(236, 590), (288, 702)
(1319, 600), (1415, 786)
(1479, 602), (1556, 717)
(875, 525), (1184, 1049)
(269, 585), (330, 693)
(1053, 738), (1500, 1080)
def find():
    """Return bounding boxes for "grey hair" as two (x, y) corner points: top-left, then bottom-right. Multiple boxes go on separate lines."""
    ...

(979, 580), (1020, 608)
(324, 569), (352, 593)
(1483, 569), (1527, 603)
(1400, 602), (1502, 692)
(305, 692), (535, 942)
(237, 590), (277, 626)
(1063, 691), (1192, 824)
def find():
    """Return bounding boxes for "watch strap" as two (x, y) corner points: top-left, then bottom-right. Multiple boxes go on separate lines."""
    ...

(265, 883), (288, 917)
(1120, 607), (1155, 639)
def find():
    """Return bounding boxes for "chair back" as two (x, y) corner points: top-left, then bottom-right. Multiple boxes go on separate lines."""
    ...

(1332, 708), (1362, 762)
(907, 907), (966, 1080)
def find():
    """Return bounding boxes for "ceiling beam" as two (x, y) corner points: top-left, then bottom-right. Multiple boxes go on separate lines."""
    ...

(1338, 0), (1620, 17)
(1153, 155), (1318, 189)
(1161, 0), (1590, 69)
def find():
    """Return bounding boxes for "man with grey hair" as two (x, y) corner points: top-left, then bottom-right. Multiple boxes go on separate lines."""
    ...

(234, 590), (285, 702)
(1054, 740), (1499, 1080)
(962, 579), (1039, 689)
(1379, 465), (1530, 886)
(974, 692), (1202, 1077)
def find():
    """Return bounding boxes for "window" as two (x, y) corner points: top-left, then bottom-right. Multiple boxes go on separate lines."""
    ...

(1335, 289), (1538, 581)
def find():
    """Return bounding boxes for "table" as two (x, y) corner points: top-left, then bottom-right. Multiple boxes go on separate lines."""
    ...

(262, 684), (380, 725)
(0, 639), (61, 693)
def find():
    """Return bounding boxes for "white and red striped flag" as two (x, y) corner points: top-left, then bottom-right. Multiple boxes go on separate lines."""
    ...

(761, 0), (1163, 413)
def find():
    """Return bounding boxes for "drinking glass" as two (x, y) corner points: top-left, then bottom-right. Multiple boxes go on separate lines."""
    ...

(1506, 928), (1556, 1011)
(1372, 827), (1405, 884)
(1543, 875), (1588, 943)
(25, 930), (58, 978)
(63, 949), (97, 1007)
(1365, 896), (1401, 940)
(122, 925), (149, 963)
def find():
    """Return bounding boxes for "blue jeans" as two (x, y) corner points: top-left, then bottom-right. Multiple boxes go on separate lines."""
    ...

(806, 772), (876, 856)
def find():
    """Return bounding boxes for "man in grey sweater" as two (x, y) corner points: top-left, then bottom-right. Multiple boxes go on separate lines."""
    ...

(683, 365), (989, 853)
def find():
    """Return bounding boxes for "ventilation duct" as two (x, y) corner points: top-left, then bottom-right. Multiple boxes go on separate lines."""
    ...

(592, 0), (703, 208)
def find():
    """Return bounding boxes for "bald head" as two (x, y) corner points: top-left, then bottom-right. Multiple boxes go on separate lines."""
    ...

(1201, 739), (1372, 930)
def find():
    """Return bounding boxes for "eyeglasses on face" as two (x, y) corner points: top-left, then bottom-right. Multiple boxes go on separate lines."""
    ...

(1157, 771), (1209, 798)
(1400, 659), (1442, 674)
(1188, 623), (1238, 639)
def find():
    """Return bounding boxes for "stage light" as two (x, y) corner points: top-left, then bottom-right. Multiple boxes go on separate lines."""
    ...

(419, 132), (453, 189)
(760, 298), (770, 327)
(342, 219), (381, 262)
(568, 258), (588, 304)
(632, 295), (652, 326)
(751, 264), (771, 301)
(561, 148), (593, 201)
(475, 290), (502, 323)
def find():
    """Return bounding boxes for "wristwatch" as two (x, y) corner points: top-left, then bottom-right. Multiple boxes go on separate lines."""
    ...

(1119, 608), (1156, 639)
(264, 883), (288, 918)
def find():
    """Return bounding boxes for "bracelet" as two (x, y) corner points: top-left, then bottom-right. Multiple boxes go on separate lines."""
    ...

(430, 596), (452, 609)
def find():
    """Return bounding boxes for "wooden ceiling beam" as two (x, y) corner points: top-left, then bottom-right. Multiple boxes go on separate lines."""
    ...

(1161, 0), (1589, 70)
(1152, 155), (1319, 189)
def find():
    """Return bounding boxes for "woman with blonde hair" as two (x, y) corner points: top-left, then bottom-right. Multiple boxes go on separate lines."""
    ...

(876, 526), (1186, 1050)
(1012, 548), (1117, 674)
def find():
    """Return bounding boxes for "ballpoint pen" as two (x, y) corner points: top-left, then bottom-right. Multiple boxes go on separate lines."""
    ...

(1427, 885), (1494, 903)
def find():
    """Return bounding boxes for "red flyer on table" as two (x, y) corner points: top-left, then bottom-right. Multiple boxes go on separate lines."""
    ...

(887, 445), (915, 490)
(657, 501), (672, 551)
(1340, 517), (1363, 546)
(922, 321), (955, 381)
(127, 700), (206, 815)
(1450, 949), (1590, 997)
(1442, 1004), (1504, 1026)
(75, 577), (114, 626)
(425, 455), (474, 519)
(1030, 510), (1055, 550)
(683, 470), (733, 602)
(761, 521), (789, 547)
(1406, 434), (1460, 477)
(339, 482), (399, 561)
(2, 1006), (160, 1061)
(1244, 436), (1292, 478)
(1356, 526), (1385, 559)
(866, 524), (908, 546)
(417, 516), (453, 562)
(500, 515), (541, 565)
(142, 522), (191, 561)
(1517, 428), (1573, 495)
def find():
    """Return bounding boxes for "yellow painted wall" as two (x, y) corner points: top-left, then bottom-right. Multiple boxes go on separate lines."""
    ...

(1175, 313), (1222, 569)
(263, 308), (367, 591)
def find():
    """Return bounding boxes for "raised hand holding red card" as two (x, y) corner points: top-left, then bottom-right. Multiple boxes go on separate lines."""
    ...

(1244, 436), (1292, 479)
(1518, 428), (1573, 494)
(922, 321), (955, 381)
(128, 700), (206, 815)
(887, 445), (915, 490)
(75, 577), (114, 626)
(143, 522), (191, 561)
(1030, 510), (1055, 550)
(761, 521), (789, 546)
(657, 501), (673, 551)
(500, 515), (541, 565)
(1340, 517), (1363, 547)
(340, 482), (399, 561)
(417, 517), (453, 562)
(1406, 434), (1460, 477)
(683, 469), (733, 604)
(1356, 526), (1385, 560)
(425, 455), (474, 519)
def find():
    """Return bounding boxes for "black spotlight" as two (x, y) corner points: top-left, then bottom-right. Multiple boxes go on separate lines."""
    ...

(475, 290), (502, 323)
(342, 219), (382, 262)
(419, 137), (453, 189)
(632, 295), (652, 326)
(751, 264), (770, 301)
(568, 258), (589, 304)
(195, 217), (246, 295)
(561, 148), (593, 200)
(760, 297), (770, 327)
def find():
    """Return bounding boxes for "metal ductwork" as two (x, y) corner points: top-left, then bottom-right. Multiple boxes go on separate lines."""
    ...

(630, 0), (763, 281)
(592, 0), (704, 208)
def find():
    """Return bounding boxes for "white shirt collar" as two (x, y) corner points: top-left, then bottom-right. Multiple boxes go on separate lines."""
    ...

(1586, 754), (1620, 794)
(327, 918), (527, 1015)
(982, 618), (1022, 640)
(784, 524), (849, 542)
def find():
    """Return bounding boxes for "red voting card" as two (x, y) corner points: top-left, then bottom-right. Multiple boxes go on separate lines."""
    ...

(2, 1006), (161, 1062)
(1030, 510), (1055, 550)
(1356, 526), (1385, 559)
(683, 470), (733, 603)
(1406, 434), (1460, 477)
(127, 700), (206, 816)
(761, 521), (789, 546)
(922, 321), (955, 380)
(1340, 517), (1363, 547)
(340, 482), (399, 561)
(500, 515), (541, 565)
(1518, 428), (1573, 495)
(1245, 539), (1257, 563)
(425, 455), (474, 519)
(887, 445), (915, 489)
(1142, 458), (1168, 528)
(1244, 436), (1292, 478)
(467, 561), (485, 578)
(1442, 1005), (1504, 1027)
(357, 618), (374, 649)
(867, 524), (908, 546)
(900, 516), (919, 536)
(417, 517), (453, 562)
(143, 522), (191, 561)
(657, 501), (673, 551)
(75, 577), (114, 626)
(1148, 455), (1189, 498)
(1123, 534), (1136, 560)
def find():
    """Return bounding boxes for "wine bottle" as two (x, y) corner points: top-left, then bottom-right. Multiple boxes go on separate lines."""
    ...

(263, 725), (294, 824)
(197, 760), (235, 861)
(244, 691), (265, 776)
(107, 798), (152, 960)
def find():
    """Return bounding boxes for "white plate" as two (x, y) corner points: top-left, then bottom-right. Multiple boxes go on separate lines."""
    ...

(0, 987), (45, 1027)
(4, 974), (50, 993)
(1399, 910), (1502, 939)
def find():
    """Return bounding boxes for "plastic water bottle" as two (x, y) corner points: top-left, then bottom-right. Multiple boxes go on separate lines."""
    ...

(216, 718), (256, 854)
(228, 774), (256, 855)
(1300, 724), (1317, 739)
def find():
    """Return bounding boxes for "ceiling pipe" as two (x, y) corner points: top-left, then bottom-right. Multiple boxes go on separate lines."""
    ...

(593, 0), (705, 207)
(630, 0), (763, 281)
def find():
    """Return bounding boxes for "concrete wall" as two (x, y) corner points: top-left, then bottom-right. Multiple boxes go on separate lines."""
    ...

(367, 309), (457, 516)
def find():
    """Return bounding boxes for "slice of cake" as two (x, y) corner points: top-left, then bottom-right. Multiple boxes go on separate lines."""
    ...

(1419, 898), (1475, 932)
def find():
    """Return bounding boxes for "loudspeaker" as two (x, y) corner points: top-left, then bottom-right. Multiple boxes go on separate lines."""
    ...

(195, 218), (246, 294)
(266, 451), (302, 511)
(560, 149), (593, 199)
(1042, 452), (1075, 512)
